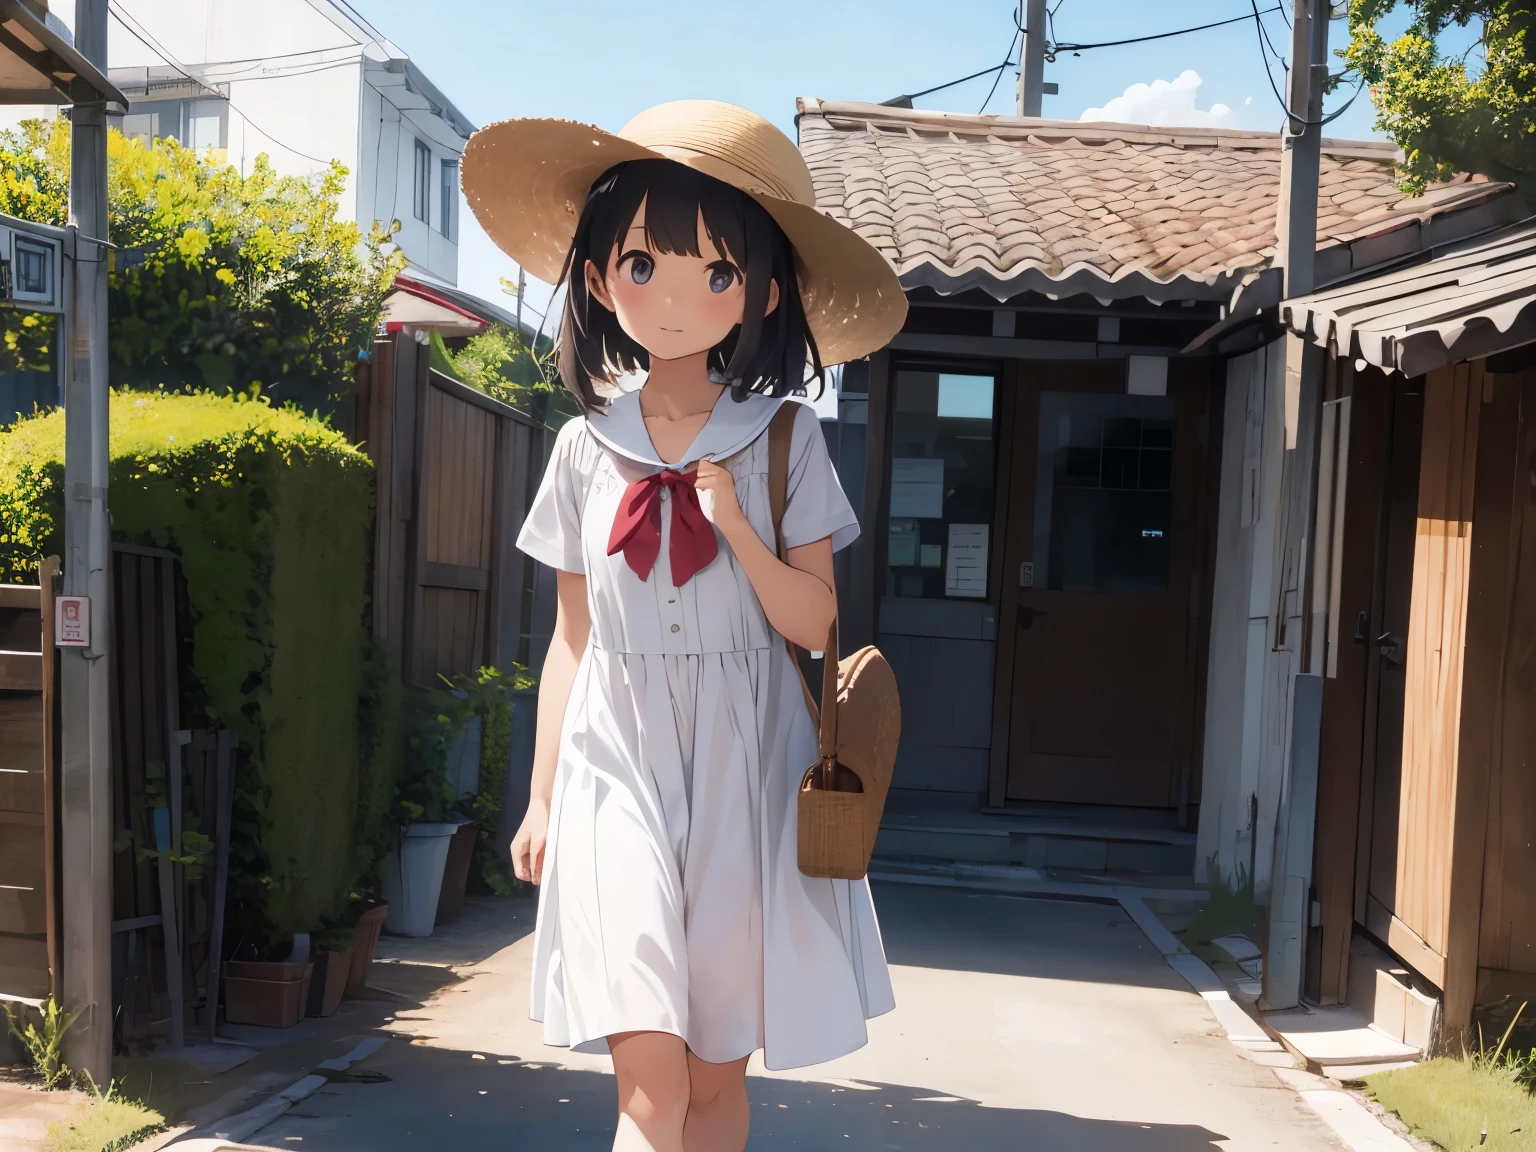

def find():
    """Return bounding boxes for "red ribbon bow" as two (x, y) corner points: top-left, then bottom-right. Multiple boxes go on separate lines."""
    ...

(606, 469), (719, 586)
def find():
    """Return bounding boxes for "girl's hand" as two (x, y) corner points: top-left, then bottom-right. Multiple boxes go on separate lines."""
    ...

(694, 457), (743, 528)
(511, 798), (550, 885)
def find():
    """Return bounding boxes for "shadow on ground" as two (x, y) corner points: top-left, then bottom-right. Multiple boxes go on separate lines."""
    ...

(251, 1042), (1231, 1151)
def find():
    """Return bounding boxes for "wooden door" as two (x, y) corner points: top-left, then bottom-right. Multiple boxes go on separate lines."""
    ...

(1360, 385), (1423, 944)
(998, 361), (1208, 806)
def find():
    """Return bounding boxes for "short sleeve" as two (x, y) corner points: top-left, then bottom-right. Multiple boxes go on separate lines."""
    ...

(780, 402), (860, 553)
(516, 419), (588, 573)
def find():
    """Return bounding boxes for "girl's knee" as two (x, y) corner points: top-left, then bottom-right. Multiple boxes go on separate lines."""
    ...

(612, 1033), (690, 1129)
(687, 1057), (748, 1110)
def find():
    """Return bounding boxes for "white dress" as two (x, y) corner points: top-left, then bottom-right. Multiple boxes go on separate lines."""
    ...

(516, 388), (894, 1071)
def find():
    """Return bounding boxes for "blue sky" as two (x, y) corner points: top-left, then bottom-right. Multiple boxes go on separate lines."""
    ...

(348, 0), (1397, 324)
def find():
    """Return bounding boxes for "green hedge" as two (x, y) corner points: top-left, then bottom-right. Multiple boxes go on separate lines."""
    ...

(0, 390), (385, 938)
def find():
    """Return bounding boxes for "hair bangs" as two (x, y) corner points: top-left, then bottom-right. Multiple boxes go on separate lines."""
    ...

(556, 159), (823, 413)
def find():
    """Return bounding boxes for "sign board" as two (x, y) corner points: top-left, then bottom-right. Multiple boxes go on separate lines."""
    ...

(55, 595), (89, 647)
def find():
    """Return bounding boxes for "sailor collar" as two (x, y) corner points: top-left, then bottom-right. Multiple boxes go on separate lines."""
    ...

(584, 384), (784, 471)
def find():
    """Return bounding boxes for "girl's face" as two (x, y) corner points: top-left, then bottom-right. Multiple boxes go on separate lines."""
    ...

(585, 196), (779, 363)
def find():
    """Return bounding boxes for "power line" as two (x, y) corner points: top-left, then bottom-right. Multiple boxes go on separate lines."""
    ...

(1248, 0), (1366, 129)
(1050, 6), (1283, 56)
(979, 21), (1023, 114)
(884, 59), (1015, 107)
(108, 1), (337, 166)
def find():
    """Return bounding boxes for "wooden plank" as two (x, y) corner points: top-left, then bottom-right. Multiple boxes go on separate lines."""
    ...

(1313, 367), (1390, 1004)
(417, 562), (488, 589)
(205, 729), (233, 1042)
(0, 770), (43, 814)
(1476, 368), (1536, 984)
(426, 367), (546, 429)
(485, 416), (520, 672)
(0, 651), (43, 691)
(0, 695), (44, 774)
(160, 559), (185, 1050)
(1429, 360), (1515, 1044)
(0, 585), (40, 610)
(405, 337), (431, 685)
(1367, 893), (1447, 989)
(1394, 363), (1480, 963)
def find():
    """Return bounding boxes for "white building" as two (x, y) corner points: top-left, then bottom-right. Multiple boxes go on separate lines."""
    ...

(10, 0), (474, 289)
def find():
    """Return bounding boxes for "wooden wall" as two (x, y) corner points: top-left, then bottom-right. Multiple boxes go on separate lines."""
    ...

(1469, 366), (1536, 1033)
(357, 334), (553, 686)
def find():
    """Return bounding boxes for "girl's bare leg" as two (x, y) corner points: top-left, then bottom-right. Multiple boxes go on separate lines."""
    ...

(610, 1031), (689, 1152)
(683, 1051), (750, 1152)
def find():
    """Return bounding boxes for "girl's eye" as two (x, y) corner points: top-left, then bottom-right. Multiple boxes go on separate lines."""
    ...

(627, 255), (654, 285)
(708, 264), (739, 294)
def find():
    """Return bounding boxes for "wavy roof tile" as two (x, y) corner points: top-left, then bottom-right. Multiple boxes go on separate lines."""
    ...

(796, 99), (1516, 302)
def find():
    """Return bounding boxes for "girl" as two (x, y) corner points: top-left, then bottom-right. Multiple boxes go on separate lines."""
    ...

(461, 100), (907, 1152)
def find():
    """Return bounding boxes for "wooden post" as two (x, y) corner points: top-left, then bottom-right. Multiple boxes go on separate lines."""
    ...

(205, 729), (234, 1043)
(39, 560), (59, 999)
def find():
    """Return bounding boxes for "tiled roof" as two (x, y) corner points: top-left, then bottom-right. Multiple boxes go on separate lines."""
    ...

(796, 99), (1517, 302)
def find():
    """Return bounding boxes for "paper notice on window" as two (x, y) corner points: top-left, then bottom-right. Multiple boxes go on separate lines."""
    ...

(945, 524), (989, 598)
(889, 458), (945, 519)
(887, 524), (918, 568)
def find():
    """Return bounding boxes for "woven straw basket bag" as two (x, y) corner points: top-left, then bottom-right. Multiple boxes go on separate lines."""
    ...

(766, 405), (901, 881)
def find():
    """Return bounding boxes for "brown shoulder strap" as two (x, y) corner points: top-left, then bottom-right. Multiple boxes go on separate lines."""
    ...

(767, 401), (798, 560)
(767, 402), (839, 761)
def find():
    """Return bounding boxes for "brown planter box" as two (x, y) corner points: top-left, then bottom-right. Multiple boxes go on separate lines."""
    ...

(224, 961), (313, 1029)
(305, 948), (354, 1018)
(436, 822), (478, 926)
(346, 904), (388, 996)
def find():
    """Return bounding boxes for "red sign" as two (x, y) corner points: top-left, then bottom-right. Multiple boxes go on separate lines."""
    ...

(55, 596), (90, 647)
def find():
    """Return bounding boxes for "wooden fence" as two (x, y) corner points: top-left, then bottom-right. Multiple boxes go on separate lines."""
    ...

(110, 545), (234, 1048)
(0, 564), (58, 1007)
(357, 332), (555, 686)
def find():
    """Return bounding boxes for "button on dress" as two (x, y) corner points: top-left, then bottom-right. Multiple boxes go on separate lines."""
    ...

(516, 389), (894, 1070)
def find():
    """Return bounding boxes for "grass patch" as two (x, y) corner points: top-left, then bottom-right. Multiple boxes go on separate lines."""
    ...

(46, 1094), (164, 1152)
(1366, 1057), (1536, 1151)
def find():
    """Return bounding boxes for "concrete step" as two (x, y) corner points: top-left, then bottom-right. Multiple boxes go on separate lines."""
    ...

(1264, 1004), (1422, 1076)
(876, 815), (1197, 876)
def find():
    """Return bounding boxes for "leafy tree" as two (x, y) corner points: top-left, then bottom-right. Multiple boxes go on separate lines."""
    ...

(1346, 0), (1536, 193)
(445, 324), (580, 427)
(0, 119), (402, 410)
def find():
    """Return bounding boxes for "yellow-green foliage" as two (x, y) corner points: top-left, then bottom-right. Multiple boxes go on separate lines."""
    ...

(0, 118), (401, 408)
(1367, 1056), (1536, 1151)
(0, 390), (381, 936)
(48, 1094), (164, 1152)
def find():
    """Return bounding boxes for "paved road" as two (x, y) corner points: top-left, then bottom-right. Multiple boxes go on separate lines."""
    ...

(241, 885), (1345, 1150)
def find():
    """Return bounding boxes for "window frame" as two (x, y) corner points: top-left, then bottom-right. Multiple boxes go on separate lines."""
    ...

(412, 138), (433, 224)
(438, 157), (458, 241)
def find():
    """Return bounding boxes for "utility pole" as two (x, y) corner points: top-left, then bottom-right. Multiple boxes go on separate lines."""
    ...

(1277, 0), (1332, 298)
(1018, 0), (1048, 116)
(1262, 0), (1332, 1015)
(61, 0), (114, 1081)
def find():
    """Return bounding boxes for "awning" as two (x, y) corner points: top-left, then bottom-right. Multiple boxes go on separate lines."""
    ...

(382, 276), (488, 337)
(1280, 218), (1536, 377)
(0, 0), (127, 107)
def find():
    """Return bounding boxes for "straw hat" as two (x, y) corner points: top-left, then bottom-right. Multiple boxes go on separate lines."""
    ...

(460, 100), (907, 365)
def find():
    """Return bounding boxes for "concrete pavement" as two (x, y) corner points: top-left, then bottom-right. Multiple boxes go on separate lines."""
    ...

(232, 886), (1349, 1150)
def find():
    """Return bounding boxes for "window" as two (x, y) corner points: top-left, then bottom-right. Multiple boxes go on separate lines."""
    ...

(413, 139), (432, 224)
(1031, 391), (1175, 594)
(438, 159), (458, 240)
(120, 98), (227, 153)
(886, 370), (998, 600)
(12, 238), (51, 301)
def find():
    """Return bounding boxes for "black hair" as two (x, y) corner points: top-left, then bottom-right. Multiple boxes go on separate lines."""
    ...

(555, 159), (823, 411)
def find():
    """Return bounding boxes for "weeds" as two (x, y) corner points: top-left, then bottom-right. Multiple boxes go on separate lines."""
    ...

(1184, 856), (1257, 944)
(2, 995), (78, 1089)
(47, 1076), (164, 1152)
(1466, 1002), (1536, 1088)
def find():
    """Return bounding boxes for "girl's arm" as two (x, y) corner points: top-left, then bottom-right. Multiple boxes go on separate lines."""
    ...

(510, 569), (591, 885)
(695, 458), (835, 651)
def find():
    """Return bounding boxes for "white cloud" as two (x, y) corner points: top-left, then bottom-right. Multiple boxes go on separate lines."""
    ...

(1080, 70), (1234, 128)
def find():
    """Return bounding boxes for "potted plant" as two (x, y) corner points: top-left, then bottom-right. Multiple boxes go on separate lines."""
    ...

(346, 900), (389, 996)
(305, 925), (355, 1018)
(223, 935), (313, 1029)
